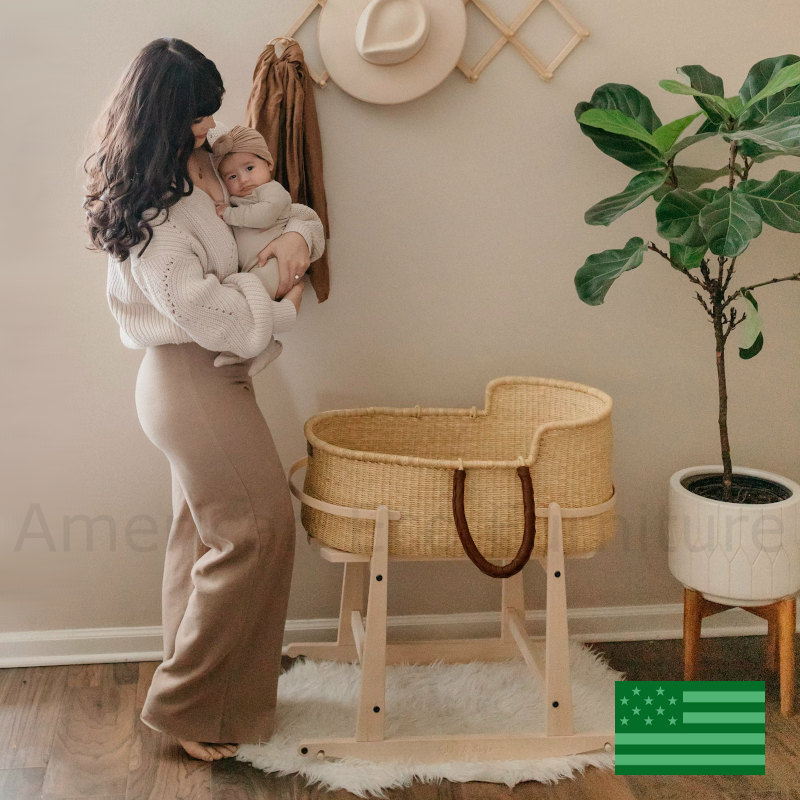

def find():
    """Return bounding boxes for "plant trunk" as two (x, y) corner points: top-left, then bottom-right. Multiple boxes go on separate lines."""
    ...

(712, 299), (733, 501)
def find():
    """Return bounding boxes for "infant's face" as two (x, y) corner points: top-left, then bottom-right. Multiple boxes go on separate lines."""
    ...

(218, 152), (272, 197)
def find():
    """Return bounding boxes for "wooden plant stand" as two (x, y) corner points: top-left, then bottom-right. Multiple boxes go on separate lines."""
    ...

(285, 457), (615, 764)
(683, 587), (796, 716)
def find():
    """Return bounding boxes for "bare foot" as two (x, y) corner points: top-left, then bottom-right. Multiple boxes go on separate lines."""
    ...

(179, 738), (239, 761)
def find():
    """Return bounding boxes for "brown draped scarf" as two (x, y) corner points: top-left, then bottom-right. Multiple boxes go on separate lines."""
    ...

(245, 41), (330, 302)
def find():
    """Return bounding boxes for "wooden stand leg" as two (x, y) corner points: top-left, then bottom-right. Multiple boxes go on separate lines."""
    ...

(778, 596), (796, 717)
(500, 564), (525, 644)
(683, 587), (703, 681)
(338, 562), (366, 647)
(545, 502), (574, 736)
(355, 506), (389, 742)
(766, 613), (779, 672)
(737, 596), (796, 717)
(502, 554), (547, 687)
(285, 560), (366, 661)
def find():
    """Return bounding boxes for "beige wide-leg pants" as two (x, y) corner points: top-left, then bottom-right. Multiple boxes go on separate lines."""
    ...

(134, 341), (296, 745)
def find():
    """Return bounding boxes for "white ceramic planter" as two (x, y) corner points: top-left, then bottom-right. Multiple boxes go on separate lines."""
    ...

(668, 465), (800, 606)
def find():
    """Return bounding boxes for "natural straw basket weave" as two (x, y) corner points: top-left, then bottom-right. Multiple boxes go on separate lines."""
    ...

(301, 376), (615, 565)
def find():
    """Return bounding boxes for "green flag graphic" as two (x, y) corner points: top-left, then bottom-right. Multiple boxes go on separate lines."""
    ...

(614, 680), (765, 775)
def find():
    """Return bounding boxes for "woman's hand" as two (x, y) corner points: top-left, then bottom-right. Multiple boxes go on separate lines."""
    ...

(257, 231), (310, 299)
(283, 278), (305, 314)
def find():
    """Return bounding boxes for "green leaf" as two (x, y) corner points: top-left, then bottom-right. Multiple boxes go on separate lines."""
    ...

(740, 55), (800, 101)
(674, 165), (730, 191)
(735, 56), (800, 154)
(739, 290), (764, 359)
(652, 165), (729, 202)
(756, 84), (800, 125)
(587, 83), (663, 131)
(698, 187), (763, 257)
(677, 65), (724, 96)
(725, 95), (745, 117)
(743, 61), (800, 110)
(575, 110), (665, 170)
(738, 170), (800, 232)
(578, 109), (660, 148)
(676, 65), (726, 122)
(663, 131), (720, 159)
(575, 84), (665, 170)
(585, 170), (668, 226)
(659, 79), (710, 96)
(652, 185), (671, 202)
(652, 112), (702, 153)
(696, 117), (722, 135)
(658, 79), (735, 120)
(740, 331), (764, 359)
(724, 118), (800, 155)
(752, 150), (786, 163)
(739, 55), (800, 124)
(575, 237), (648, 305)
(738, 138), (766, 159)
(670, 243), (707, 269)
(655, 188), (716, 246)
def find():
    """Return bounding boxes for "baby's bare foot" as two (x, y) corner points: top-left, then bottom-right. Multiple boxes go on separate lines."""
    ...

(179, 739), (238, 760)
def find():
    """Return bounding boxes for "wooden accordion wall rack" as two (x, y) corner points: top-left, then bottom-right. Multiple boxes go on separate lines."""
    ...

(276, 0), (590, 88)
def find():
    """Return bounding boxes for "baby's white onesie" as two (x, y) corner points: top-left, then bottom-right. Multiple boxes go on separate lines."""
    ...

(214, 180), (295, 374)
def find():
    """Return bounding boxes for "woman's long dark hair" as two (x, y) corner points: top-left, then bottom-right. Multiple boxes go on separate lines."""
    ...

(82, 38), (224, 261)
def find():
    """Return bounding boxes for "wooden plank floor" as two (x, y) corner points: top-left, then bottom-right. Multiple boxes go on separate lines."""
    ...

(0, 634), (797, 799)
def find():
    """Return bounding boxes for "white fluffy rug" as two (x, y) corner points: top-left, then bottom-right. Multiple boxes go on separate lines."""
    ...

(236, 641), (622, 797)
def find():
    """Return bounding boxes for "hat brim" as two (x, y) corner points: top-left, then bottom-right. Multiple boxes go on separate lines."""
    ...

(318, 0), (467, 105)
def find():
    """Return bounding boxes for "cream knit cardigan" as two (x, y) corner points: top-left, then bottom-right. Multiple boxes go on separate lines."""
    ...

(106, 124), (325, 360)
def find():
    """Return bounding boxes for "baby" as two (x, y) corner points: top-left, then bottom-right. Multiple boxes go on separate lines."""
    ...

(210, 125), (298, 374)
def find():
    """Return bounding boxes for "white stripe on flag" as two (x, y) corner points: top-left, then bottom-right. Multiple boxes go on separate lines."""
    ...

(615, 733), (764, 745)
(615, 754), (765, 766)
(683, 712), (764, 724)
(683, 691), (765, 703)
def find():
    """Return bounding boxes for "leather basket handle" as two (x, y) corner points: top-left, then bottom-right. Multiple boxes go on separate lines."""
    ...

(452, 465), (536, 578)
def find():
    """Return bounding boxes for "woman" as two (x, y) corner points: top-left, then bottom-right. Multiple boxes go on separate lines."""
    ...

(83, 38), (325, 761)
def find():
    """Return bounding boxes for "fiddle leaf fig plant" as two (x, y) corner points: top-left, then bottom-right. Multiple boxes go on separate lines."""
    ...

(574, 55), (800, 503)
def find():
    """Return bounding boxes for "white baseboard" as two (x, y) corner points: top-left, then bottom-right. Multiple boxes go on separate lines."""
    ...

(1, 601), (791, 669)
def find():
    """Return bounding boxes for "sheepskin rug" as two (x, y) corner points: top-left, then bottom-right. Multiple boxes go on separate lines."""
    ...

(235, 641), (621, 797)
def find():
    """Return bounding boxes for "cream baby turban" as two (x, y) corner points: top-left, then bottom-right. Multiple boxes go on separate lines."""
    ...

(211, 125), (275, 172)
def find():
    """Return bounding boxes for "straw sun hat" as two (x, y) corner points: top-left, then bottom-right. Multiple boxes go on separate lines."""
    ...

(317, 0), (467, 104)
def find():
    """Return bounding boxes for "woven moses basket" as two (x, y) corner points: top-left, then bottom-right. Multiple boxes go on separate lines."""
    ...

(300, 376), (615, 577)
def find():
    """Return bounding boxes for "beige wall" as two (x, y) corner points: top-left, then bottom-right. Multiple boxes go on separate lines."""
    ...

(2, 0), (799, 638)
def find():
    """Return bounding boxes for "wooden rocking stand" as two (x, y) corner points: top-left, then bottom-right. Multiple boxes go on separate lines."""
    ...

(285, 456), (616, 764)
